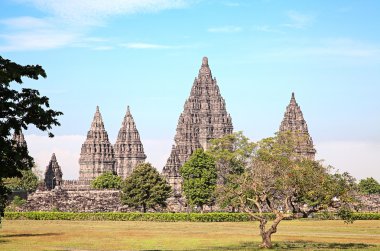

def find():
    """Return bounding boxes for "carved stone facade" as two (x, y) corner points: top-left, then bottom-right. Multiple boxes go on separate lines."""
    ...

(162, 57), (233, 193)
(44, 153), (63, 190)
(279, 92), (316, 160)
(12, 130), (27, 148)
(114, 106), (146, 179)
(79, 106), (115, 180)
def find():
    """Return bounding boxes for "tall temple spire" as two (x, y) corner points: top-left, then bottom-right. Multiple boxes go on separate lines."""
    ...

(162, 57), (233, 193)
(44, 153), (63, 190)
(12, 130), (27, 148)
(114, 106), (146, 179)
(79, 106), (115, 180)
(279, 92), (316, 160)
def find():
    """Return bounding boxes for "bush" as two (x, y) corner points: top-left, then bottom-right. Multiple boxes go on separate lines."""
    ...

(4, 211), (379, 222)
(4, 212), (275, 222)
(91, 172), (123, 189)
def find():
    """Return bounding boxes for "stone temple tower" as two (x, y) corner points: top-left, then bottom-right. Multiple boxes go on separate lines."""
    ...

(44, 153), (63, 190)
(79, 106), (115, 180)
(114, 106), (146, 179)
(279, 92), (316, 160)
(12, 130), (27, 148)
(162, 57), (233, 193)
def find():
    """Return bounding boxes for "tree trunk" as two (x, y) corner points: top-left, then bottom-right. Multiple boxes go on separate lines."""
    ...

(142, 204), (146, 213)
(258, 214), (284, 249)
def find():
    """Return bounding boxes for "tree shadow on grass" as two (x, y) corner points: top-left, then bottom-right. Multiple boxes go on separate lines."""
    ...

(1, 233), (61, 238)
(195, 241), (376, 250)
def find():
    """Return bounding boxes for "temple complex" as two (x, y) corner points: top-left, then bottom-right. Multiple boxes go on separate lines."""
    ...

(114, 106), (146, 179)
(279, 92), (316, 160)
(162, 57), (234, 193)
(44, 153), (63, 190)
(79, 106), (115, 180)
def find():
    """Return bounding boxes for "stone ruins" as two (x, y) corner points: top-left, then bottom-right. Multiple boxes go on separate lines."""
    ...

(78, 105), (146, 181)
(162, 57), (233, 194)
(28, 56), (378, 213)
(279, 92), (316, 160)
(44, 153), (63, 190)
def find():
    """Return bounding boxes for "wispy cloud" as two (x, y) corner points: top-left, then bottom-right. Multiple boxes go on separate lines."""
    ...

(208, 25), (242, 33)
(120, 42), (198, 50)
(282, 10), (315, 29)
(19, 0), (192, 25)
(263, 38), (380, 61)
(0, 30), (79, 52)
(121, 42), (172, 49)
(222, 1), (240, 7)
(255, 25), (284, 34)
(0, 0), (194, 51)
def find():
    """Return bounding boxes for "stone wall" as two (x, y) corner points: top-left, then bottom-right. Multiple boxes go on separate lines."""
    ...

(22, 188), (380, 213)
(23, 188), (128, 212)
(354, 194), (380, 212)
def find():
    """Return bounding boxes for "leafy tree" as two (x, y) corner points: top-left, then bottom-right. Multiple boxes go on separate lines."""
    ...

(3, 168), (40, 193)
(358, 177), (380, 194)
(122, 163), (171, 213)
(209, 132), (355, 248)
(208, 132), (256, 211)
(91, 172), (123, 189)
(180, 149), (217, 212)
(0, 56), (62, 223)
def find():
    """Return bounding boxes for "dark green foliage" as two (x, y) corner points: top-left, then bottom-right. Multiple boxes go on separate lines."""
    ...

(180, 149), (217, 211)
(3, 169), (39, 193)
(5, 196), (26, 212)
(5, 211), (379, 221)
(0, 56), (62, 223)
(122, 163), (171, 213)
(4, 212), (273, 222)
(358, 177), (380, 194)
(91, 172), (123, 189)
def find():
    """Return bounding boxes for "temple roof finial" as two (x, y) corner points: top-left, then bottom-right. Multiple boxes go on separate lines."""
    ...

(202, 56), (208, 66)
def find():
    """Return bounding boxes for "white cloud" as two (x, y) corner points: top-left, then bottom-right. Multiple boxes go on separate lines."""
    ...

(19, 0), (191, 25)
(262, 38), (380, 61)
(0, 16), (51, 29)
(316, 140), (380, 181)
(0, 1), (194, 51)
(0, 30), (79, 52)
(255, 25), (284, 34)
(282, 10), (314, 29)
(122, 42), (172, 49)
(208, 25), (242, 33)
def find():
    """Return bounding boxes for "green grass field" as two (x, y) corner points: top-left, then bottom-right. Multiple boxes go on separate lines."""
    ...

(1, 220), (380, 250)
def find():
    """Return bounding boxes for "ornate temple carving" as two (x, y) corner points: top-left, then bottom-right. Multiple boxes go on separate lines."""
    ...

(79, 106), (115, 180)
(279, 92), (316, 160)
(114, 106), (146, 179)
(44, 153), (63, 190)
(162, 57), (233, 193)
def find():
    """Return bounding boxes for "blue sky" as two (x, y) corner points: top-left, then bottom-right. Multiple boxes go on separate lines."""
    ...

(1, 0), (379, 180)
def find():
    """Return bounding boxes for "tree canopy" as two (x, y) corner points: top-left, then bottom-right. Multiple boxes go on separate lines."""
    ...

(3, 168), (40, 193)
(208, 132), (356, 248)
(358, 177), (380, 194)
(91, 172), (123, 190)
(121, 163), (171, 213)
(180, 148), (217, 212)
(0, 56), (62, 223)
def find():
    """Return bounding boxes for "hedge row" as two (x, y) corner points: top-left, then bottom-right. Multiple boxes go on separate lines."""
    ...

(4, 212), (274, 222)
(314, 212), (380, 220)
(4, 212), (379, 221)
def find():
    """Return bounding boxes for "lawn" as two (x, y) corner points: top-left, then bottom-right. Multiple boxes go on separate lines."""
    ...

(1, 220), (379, 250)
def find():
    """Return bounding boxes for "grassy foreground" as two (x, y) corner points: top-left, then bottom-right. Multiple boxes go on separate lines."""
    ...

(1, 220), (379, 250)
